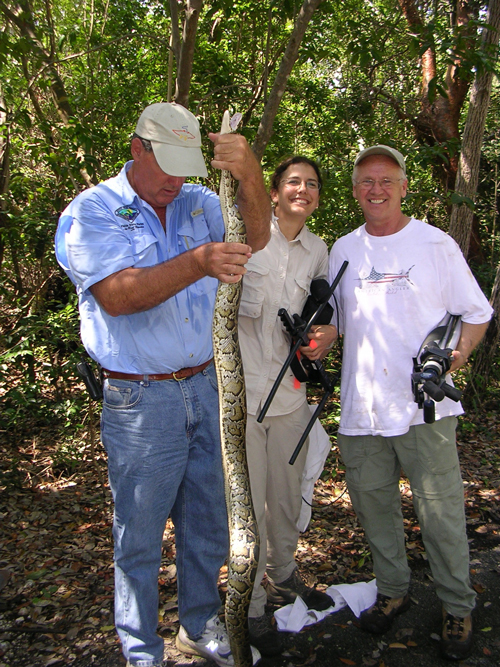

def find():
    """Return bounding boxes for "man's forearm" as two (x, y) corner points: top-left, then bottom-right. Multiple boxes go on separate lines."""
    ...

(90, 249), (206, 316)
(89, 241), (253, 317)
(450, 320), (491, 371)
(236, 174), (271, 252)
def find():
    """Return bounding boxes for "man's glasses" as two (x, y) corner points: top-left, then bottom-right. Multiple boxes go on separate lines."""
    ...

(354, 178), (404, 190)
(280, 177), (321, 191)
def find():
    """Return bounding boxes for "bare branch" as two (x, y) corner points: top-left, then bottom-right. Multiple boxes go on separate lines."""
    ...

(252, 0), (324, 161)
(169, 0), (181, 63)
(174, 0), (203, 107)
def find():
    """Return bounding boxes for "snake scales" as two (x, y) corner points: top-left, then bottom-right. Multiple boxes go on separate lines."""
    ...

(212, 111), (260, 667)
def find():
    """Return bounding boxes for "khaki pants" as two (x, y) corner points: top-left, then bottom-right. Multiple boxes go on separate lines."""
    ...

(337, 416), (475, 617)
(246, 403), (310, 617)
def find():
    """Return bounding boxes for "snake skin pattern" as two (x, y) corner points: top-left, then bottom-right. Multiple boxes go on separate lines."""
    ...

(212, 111), (260, 667)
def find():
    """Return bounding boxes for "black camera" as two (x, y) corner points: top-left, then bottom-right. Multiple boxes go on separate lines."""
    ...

(411, 314), (463, 424)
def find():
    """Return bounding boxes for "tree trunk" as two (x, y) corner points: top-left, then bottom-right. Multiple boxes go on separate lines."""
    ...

(0, 84), (10, 272)
(174, 0), (203, 108)
(468, 259), (500, 393)
(398, 0), (479, 191)
(252, 0), (324, 161)
(449, 0), (500, 256)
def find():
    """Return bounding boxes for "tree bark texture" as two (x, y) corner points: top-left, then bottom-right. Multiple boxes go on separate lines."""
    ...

(0, 85), (10, 271)
(169, 0), (181, 64)
(252, 0), (324, 162)
(398, 0), (479, 191)
(449, 0), (500, 256)
(174, 0), (203, 108)
(468, 261), (500, 392)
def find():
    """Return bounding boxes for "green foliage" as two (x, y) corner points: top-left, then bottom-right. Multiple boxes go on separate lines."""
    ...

(0, 0), (498, 445)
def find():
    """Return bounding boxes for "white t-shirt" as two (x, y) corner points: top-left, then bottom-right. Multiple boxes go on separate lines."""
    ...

(328, 218), (493, 437)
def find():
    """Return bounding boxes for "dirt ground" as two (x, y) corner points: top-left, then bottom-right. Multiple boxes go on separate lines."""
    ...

(0, 411), (499, 667)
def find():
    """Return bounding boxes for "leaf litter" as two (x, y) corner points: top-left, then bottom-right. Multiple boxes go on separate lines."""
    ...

(0, 404), (499, 666)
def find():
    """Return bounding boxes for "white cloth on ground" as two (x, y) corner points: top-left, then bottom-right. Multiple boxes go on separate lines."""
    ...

(274, 578), (378, 631)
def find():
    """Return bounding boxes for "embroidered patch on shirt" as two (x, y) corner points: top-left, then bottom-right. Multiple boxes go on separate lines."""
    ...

(115, 206), (140, 222)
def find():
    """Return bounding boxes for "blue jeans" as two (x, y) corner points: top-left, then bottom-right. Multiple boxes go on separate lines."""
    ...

(101, 363), (229, 666)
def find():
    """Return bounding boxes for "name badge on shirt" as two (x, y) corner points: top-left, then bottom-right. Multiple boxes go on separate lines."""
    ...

(191, 208), (204, 218)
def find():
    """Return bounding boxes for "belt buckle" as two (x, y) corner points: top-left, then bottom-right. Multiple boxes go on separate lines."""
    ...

(172, 370), (185, 381)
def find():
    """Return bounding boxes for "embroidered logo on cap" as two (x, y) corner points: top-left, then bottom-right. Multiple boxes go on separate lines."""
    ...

(173, 126), (196, 142)
(115, 206), (140, 222)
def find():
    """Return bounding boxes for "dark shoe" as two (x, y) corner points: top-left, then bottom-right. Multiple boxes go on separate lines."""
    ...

(440, 611), (473, 660)
(265, 568), (333, 611)
(359, 593), (410, 634)
(248, 614), (283, 656)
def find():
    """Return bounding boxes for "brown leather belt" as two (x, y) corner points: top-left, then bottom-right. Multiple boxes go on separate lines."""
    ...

(102, 359), (213, 382)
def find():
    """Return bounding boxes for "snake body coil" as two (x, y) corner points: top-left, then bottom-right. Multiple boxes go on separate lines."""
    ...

(212, 111), (260, 667)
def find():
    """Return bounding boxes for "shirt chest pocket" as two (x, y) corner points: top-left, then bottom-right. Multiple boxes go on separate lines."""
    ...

(178, 214), (211, 251)
(239, 263), (269, 319)
(290, 272), (314, 316)
(178, 215), (218, 298)
(130, 233), (159, 267)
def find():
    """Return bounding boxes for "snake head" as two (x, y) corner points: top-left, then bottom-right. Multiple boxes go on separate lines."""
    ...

(221, 111), (242, 135)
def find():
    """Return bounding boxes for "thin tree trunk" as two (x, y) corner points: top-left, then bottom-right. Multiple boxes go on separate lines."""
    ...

(252, 0), (324, 161)
(468, 260), (500, 393)
(398, 0), (479, 191)
(0, 0), (74, 124)
(0, 0), (95, 187)
(449, 0), (500, 256)
(0, 84), (10, 272)
(169, 0), (181, 63)
(174, 0), (203, 108)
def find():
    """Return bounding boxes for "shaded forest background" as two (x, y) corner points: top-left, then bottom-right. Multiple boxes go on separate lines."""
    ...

(0, 0), (499, 441)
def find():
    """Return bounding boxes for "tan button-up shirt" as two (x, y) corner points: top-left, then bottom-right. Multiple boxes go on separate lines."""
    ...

(239, 215), (329, 416)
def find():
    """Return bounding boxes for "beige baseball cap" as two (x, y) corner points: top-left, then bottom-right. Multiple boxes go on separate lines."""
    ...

(354, 145), (406, 175)
(134, 102), (208, 177)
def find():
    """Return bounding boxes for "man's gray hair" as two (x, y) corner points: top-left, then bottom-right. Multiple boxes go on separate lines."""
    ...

(132, 133), (153, 152)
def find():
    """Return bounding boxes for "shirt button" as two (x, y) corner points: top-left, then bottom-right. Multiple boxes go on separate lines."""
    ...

(185, 317), (189, 322)
(189, 353), (193, 358)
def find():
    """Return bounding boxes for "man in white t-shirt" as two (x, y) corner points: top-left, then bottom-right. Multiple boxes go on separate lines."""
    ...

(328, 145), (493, 661)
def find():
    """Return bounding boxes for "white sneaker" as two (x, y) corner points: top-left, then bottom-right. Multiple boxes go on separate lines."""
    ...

(175, 613), (261, 667)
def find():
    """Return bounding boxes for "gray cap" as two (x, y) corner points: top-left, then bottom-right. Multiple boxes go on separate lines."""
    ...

(354, 145), (406, 175)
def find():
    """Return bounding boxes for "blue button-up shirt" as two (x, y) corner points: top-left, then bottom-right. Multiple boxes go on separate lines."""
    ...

(55, 161), (225, 373)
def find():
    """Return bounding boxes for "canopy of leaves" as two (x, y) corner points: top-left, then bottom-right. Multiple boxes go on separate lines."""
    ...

(0, 0), (498, 434)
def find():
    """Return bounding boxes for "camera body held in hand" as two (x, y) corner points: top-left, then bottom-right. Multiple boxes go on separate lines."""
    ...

(411, 314), (463, 424)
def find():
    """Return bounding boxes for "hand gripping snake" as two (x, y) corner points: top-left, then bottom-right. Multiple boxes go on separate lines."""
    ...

(212, 111), (260, 667)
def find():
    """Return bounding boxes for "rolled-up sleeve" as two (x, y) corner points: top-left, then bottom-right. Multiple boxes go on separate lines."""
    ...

(67, 194), (136, 292)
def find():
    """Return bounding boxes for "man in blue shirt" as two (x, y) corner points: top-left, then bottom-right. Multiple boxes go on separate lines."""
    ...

(55, 103), (270, 667)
